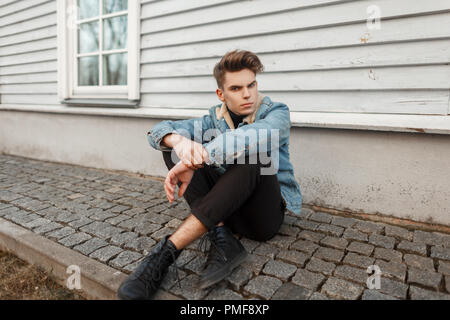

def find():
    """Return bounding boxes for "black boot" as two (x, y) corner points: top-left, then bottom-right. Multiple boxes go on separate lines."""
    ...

(198, 225), (247, 289)
(117, 235), (182, 300)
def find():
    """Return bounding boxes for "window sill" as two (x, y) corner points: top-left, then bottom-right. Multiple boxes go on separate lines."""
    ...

(1, 104), (449, 135)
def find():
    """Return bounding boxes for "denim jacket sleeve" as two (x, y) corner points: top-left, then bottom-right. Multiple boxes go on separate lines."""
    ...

(203, 102), (291, 165)
(146, 115), (215, 152)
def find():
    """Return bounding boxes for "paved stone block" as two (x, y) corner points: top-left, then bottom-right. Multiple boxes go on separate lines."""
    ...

(321, 277), (364, 300)
(105, 214), (132, 226)
(45, 226), (76, 240)
(292, 268), (325, 291)
(110, 231), (139, 247)
(80, 221), (123, 240)
(343, 252), (375, 269)
(166, 218), (183, 229)
(362, 290), (399, 300)
(151, 226), (175, 241)
(244, 275), (283, 300)
(404, 254), (435, 271)
(298, 230), (326, 243)
(317, 224), (344, 237)
(306, 257), (335, 276)
(354, 221), (384, 234)
(430, 246), (450, 261)
(58, 232), (92, 247)
(347, 241), (375, 256)
(68, 217), (94, 229)
(290, 239), (319, 255)
(23, 218), (51, 229)
(397, 240), (427, 256)
(89, 245), (123, 263)
(330, 216), (357, 228)
(293, 219), (320, 231)
(272, 282), (312, 300)
(368, 234), (396, 249)
(241, 254), (270, 276)
(73, 238), (109, 255)
(309, 292), (329, 300)
(375, 259), (407, 282)
(134, 222), (163, 236)
(262, 260), (297, 281)
(409, 286), (450, 300)
(413, 230), (444, 246)
(206, 288), (244, 300)
(334, 265), (368, 285)
(407, 267), (443, 290)
(343, 228), (368, 242)
(278, 224), (300, 237)
(276, 250), (309, 267)
(227, 266), (253, 291)
(308, 211), (332, 224)
(378, 277), (408, 299)
(0, 206), (20, 217)
(88, 210), (117, 222)
(320, 236), (348, 250)
(267, 234), (296, 250)
(384, 225), (413, 241)
(282, 215), (298, 226)
(33, 222), (64, 235)
(124, 237), (156, 255)
(240, 238), (260, 253)
(313, 247), (344, 263)
(109, 250), (143, 269)
(438, 260), (450, 276)
(253, 243), (280, 259)
(373, 247), (402, 263)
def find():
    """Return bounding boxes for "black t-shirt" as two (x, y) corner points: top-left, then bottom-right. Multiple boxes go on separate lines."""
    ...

(227, 106), (246, 129)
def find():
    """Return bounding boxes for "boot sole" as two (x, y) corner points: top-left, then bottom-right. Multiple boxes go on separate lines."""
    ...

(198, 250), (248, 290)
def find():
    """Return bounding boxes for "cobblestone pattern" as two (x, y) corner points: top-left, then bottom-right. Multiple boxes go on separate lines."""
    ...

(1, 154), (450, 300)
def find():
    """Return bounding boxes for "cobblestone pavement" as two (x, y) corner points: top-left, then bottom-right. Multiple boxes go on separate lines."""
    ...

(1, 154), (450, 300)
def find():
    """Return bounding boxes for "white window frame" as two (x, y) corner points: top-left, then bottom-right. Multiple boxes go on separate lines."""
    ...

(57, 0), (140, 105)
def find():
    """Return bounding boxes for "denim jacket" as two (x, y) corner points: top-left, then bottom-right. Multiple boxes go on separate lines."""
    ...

(147, 95), (303, 215)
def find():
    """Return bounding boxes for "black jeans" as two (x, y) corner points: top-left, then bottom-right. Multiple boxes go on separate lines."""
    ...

(163, 152), (285, 242)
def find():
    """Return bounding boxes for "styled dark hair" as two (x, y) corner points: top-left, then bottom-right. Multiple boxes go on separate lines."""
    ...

(213, 50), (264, 89)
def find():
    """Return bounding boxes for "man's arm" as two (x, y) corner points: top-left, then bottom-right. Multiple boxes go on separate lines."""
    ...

(203, 102), (291, 165)
(147, 116), (213, 168)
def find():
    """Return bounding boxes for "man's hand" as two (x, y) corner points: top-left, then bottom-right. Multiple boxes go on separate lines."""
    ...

(164, 161), (194, 203)
(165, 134), (209, 170)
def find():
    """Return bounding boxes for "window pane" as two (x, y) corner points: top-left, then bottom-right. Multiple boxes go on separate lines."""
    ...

(79, 56), (99, 86)
(78, 0), (99, 19)
(103, 53), (127, 86)
(103, 15), (128, 51)
(78, 21), (99, 54)
(103, 0), (128, 14)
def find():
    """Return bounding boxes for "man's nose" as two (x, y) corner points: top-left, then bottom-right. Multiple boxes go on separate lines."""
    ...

(243, 87), (250, 98)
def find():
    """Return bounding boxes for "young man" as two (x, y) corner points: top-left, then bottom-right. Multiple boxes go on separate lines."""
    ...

(117, 50), (302, 300)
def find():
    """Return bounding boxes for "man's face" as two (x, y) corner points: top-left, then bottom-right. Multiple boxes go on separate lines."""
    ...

(216, 68), (259, 116)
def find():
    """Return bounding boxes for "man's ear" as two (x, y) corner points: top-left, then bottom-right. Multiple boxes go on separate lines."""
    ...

(216, 88), (225, 102)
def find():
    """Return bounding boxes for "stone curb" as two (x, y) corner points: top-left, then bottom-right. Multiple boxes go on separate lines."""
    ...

(0, 217), (179, 300)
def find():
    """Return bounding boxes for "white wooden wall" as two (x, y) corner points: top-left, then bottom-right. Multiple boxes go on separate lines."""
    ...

(1, 0), (449, 115)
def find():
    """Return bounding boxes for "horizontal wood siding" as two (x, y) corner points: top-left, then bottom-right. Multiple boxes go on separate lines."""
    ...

(0, 0), (57, 105)
(140, 0), (450, 115)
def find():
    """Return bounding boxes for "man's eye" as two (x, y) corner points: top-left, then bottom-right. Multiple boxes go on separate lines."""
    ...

(249, 83), (255, 87)
(231, 87), (238, 91)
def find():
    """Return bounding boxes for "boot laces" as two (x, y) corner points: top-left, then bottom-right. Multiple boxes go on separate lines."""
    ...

(198, 228), (228, 267)
(138, 242), (182, 292)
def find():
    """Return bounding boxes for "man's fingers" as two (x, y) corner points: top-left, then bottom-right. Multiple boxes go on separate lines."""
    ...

(178, 182), (188, 198)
